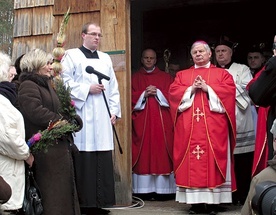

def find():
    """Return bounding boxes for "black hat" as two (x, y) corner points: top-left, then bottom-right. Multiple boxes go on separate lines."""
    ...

(248, 43), (265, 54)
(215, 35), (238, 50)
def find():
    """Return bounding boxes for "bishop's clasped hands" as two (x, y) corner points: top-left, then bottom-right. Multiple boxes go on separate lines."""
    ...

(192, 75), (208, 93)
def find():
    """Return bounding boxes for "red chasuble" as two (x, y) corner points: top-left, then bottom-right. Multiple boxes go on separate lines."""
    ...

(251, 106), (269, 177)
(246, 67), (269, 177)
(168, 64), (237, 191)
(132, 67), (174, 175)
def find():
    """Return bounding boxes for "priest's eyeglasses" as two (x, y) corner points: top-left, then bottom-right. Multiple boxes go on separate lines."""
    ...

(86, 32), (103, 37)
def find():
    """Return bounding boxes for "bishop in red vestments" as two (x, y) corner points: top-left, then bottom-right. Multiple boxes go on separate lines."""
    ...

(168, 41), (236, 214)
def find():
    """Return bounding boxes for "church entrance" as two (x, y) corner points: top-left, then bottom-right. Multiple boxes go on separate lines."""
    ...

(130, 0), (274, 71)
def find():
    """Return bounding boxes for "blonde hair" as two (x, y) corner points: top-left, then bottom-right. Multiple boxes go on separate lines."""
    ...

(0, 51), (12, 82)
(20, 48), (52, 73)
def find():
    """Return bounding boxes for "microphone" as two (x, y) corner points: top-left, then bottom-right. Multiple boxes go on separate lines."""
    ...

(85, 66), (110, 81)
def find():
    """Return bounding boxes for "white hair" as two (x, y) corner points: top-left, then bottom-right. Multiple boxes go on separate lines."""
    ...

(0, 51), (12, 82)
(190, 41), (211, 54)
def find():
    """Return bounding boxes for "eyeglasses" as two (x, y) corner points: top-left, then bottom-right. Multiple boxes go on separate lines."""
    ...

(86, 32), (103, 37)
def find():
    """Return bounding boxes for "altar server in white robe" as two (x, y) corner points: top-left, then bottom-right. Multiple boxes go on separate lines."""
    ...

(61, 22), (121, 215)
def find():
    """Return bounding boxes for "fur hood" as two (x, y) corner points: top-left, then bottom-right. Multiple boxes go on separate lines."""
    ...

(19, 71), (51, 88)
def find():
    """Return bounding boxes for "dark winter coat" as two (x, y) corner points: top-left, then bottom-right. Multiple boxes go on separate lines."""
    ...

(249, 56), (276, 160)
(18, 72), (81, 215)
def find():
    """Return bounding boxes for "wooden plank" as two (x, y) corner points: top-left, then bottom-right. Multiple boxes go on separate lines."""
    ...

(79, 0), (100, 13)
(53, 0), (100, 15)
(14, 0), (54, 9)
(53, 0), (70, 15)
(106, 50), (126, 72)
(35, 0), (54, 6)
(100, 0), (117, 51)
(14, 0), (35, 9)
(13, 6), (54, 37)
(12, 35), (54, 62)
(32, 6), (54, 35)
(13, 8), (32, 37)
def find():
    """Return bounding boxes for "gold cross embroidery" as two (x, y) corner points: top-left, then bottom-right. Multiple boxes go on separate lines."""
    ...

(192, 145), (204, 160)
(193, 107), (204, 122)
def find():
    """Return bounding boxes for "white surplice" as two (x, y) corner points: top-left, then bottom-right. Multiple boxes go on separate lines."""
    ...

(61, 48), (121, 151)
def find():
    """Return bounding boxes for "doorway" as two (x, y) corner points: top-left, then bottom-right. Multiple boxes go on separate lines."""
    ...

(131, 0), (274, 71)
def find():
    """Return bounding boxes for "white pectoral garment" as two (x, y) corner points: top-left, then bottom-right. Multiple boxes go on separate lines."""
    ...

(61, 48), (121, 151)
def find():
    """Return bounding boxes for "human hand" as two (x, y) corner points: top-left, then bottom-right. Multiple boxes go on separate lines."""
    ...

(110, 114), (117, 125)
(25, 153), (34, 168)
(68, 115), (83, 132)
(89, 84), (105, 94)
(193, 75), (208, 92)
(144, 85), (157, 97)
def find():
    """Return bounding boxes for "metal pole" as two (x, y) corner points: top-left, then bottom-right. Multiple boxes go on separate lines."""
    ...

(98, 77), (123, 154)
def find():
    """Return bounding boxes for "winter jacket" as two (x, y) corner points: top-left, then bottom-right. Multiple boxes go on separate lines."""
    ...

(18, 72), (81, 215)
(0, 94), (30, 211)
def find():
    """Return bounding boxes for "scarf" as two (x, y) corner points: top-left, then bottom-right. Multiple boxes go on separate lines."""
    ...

(0, 81), (17, 105)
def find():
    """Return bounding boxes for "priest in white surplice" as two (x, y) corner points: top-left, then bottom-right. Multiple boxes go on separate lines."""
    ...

(215, 36), (256, 206)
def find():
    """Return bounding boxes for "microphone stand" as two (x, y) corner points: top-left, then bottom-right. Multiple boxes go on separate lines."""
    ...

(97, 76), (123, 154)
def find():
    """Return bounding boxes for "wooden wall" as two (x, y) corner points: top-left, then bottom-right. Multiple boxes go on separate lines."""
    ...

(12, 0), (132, 205)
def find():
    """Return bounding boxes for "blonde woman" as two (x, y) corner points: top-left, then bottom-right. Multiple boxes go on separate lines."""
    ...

(17, 48), (82, 215)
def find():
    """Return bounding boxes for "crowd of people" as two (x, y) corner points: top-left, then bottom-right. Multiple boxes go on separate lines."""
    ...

(131, 35), (276, 215)
(0, 22), (120, 215)
(1, 21), (276, 215)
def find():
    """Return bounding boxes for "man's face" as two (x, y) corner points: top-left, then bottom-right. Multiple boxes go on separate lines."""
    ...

(141, 50), (157, 70)
(215, 45), (232, 66)
(191, 44), (211, 66)
(247, 52), (265, 70)
(169, 63), (180, 76)
(82, 24), (102, 50)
